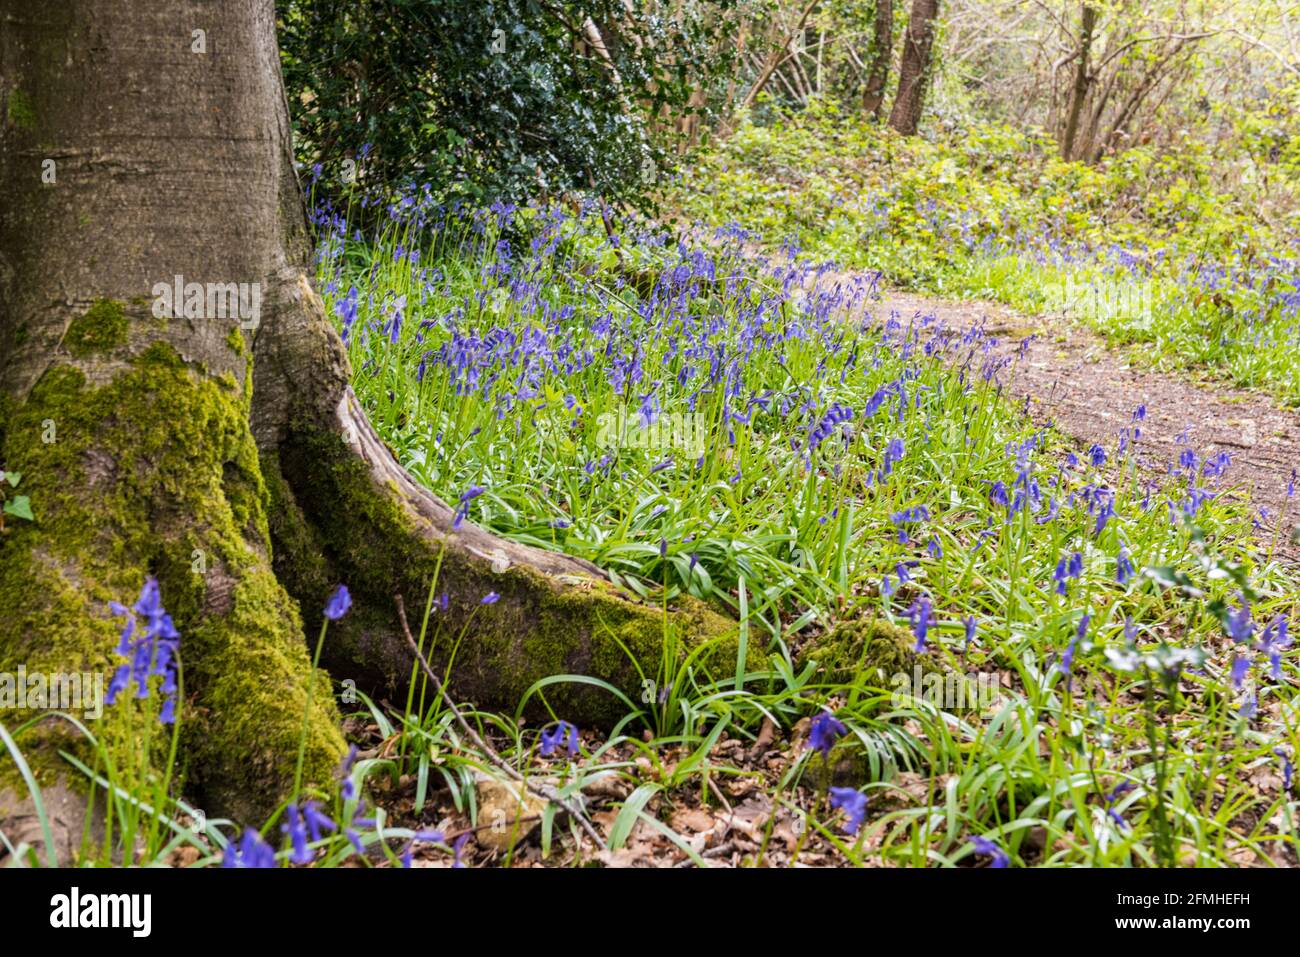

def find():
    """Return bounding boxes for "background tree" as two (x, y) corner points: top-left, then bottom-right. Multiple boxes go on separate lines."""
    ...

(888, 0), (941, 135)
(1060, 2), (1098, 159)
(862, 0), (896, 119)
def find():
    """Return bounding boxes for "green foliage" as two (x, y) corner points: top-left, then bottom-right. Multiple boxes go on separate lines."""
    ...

(671, 98), (1300, 403)
(278, 0), (737, 208)
(0, 471), (33, 527)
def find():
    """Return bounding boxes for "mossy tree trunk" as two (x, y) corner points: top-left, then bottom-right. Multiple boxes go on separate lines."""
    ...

(0, 0), (736, 859)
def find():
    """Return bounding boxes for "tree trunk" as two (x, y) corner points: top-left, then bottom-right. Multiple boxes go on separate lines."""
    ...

(888, 0), (940, 136)
(1060, 3), (1097, 161)
(0, 0), (737, 860)
(861, 0), (894, 120)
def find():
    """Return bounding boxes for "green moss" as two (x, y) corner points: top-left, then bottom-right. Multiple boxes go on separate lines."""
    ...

(801, 617), (919, 686)
(64, 299), (128, 358)
(225, 328), (246, 357)
(6, 89), (35, 129)
(0, 340), (344, 831)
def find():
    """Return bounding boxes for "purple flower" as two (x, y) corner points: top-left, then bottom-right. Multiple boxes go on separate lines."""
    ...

(400, 828), (446, 869)
(908, 595), (934, 652)
(223, 828), (277, 868)
(324, 584), (352, 621)
(1104, 781), (1136, 830)
(1053, 552), (1082, 595)
(282, 803), (313, 865)
(989, 481), (1010, 508)
(339, 744), (360, 801)
(1225, 600), (1254, 644)
(807, 709), (847, 759)
(106, 577), (181, 724)
(1276, 748), (1294, 793)
(1229, 654), (1250, 690)
(452, 832), (471, 868)
(1059, 613), (1089, 690)
(303, 800), (337, 842)
(540, 720), (579, 758)
(481, 591), (500, 605)
(828, 787), (868, 835)
(970, 835), (1009, 868)
(1088, 444), (1106, 467)
(1258, 615), (1291, 679)
(1116, 548), (1135, 585)
(452, 484), (486, 529)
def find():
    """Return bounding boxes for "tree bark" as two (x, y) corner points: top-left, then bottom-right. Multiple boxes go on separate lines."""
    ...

(1060, 2), (1097, 161)
(0, 0), (736, 860)
(861, 0), (894, 120)
(888, 0), (940, 136)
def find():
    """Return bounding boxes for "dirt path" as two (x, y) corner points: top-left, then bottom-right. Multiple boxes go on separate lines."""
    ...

(866, 291), (1300, 558)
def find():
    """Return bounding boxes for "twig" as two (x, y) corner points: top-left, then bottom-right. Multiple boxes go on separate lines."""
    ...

(394, 594), (607, 850)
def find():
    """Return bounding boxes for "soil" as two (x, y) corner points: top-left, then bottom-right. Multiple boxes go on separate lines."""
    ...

(865, 289), (1300, 560)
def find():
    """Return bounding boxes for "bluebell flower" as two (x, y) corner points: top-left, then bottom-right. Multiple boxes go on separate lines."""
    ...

(540, 720), (579, 758)
(106, 577), (181, 724)
(223, 828), (277, 868)
(282, 803), (313, 865)
(302, 800), (337, 842)
(1225, 600), (1254, 644)
(807, 709), (847, 759)
(1276, 748), (1294, 793)
(1053, 552), (1082, 595)
(1059, 613), (1089, 690)
(989, 481), (1010, 508)
(452, 484), (486, 529)
(481, 591), (500, 605)
(1116, 548), (1135, 585)
(1103, 781), (1136, 830)
(970, 835), (1009, 868)
(451, 832), (471, 868)
(908, 595), (934, 652)
(324, 584), (352, 621)
(400, 828), (446, 869)
(1088, 444), (1106, 467)
(1230, 654), (1250, 690)
(828, 787), (868, 835)
(1258, 615), (1291, 679)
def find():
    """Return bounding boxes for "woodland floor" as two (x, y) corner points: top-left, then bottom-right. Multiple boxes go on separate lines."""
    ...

(333, 282), (1300, 869)
(866, 288), (1300, 562)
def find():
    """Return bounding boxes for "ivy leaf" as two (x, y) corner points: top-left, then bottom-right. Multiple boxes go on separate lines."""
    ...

(2, 471), (18, 487)
(3, 495), (34, 522)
